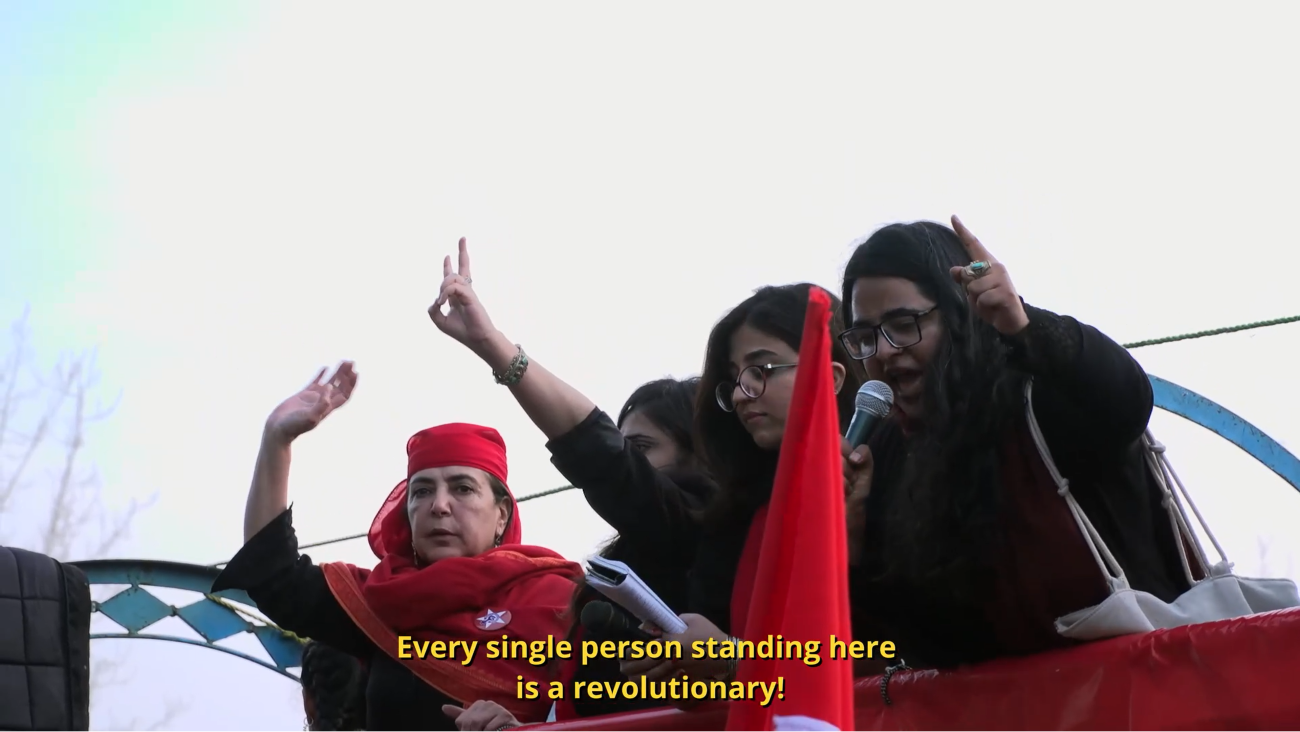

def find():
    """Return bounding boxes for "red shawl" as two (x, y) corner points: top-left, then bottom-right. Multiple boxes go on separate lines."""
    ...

(552, 626), (585, 721)
(320, 423), (582, 723)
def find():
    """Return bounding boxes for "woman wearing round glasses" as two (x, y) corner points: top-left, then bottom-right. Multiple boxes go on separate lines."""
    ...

(839, 217), (1190, 669)
(619, 282), (873, 692)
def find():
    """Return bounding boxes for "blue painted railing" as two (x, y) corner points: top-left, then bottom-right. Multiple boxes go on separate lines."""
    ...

(71, 558), (304, 680)
(1149, 375), (1300, 493)
(73, 373), (1300, 682)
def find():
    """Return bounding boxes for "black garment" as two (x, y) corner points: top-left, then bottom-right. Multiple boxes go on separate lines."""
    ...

(685, 518), (752, 636)
(0, 546), (91, 732)
(212, 508), (459, 731)
(547, 408), (715, 614)
(545, 409), (716, 717)
(852, 304), (1191, 668)
(679, 304), (1188, 665)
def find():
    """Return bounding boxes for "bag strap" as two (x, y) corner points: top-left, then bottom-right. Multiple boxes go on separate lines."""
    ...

(1142, 431), (1232, 581)
(1021, 379), (1231, 591)
(1021, 379), (1129, 590)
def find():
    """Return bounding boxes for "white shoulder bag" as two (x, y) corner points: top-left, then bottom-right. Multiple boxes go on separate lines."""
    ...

(1022, 379), (1300, 641)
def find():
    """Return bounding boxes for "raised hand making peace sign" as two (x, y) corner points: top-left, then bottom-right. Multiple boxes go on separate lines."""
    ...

(947, 215), (1030, 336)
(428, 237), (501, 353)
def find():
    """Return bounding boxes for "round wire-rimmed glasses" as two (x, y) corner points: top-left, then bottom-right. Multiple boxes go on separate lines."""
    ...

(715, 363), (798, 412)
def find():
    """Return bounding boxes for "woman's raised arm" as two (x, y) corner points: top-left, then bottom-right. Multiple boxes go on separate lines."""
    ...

(243, 362), (358, 542)
(219, 361), (370, 655)
(428, 238), (596, 440)
(948, 217), (1151, 455)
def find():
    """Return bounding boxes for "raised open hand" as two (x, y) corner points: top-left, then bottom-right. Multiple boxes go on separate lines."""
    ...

(428, 238), (500, 353)
(264, 362), (358, 444)
(948, 215), (1030, 336)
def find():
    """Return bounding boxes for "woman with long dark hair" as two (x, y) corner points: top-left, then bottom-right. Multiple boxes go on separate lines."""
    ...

(621, 282), (869, 685)
(576, 377), (707, 613)
(550, 378), (712, 719)
(840, 216), (1189, 668)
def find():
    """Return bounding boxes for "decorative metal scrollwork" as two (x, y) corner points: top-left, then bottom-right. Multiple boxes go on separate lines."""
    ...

(71, 558), (303, 681)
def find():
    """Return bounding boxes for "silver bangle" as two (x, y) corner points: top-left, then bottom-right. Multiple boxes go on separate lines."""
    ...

(724, 635), (741, 680)
(492, 345), (529, 386)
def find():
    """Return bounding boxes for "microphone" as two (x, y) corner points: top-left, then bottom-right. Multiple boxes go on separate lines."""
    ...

(580, 600), (654, 642)
(844, 380), (894, 448)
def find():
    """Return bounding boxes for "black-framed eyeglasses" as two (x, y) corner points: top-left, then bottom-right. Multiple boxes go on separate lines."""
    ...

(838, 307), (935, 360)
(715, 363), (798, 412)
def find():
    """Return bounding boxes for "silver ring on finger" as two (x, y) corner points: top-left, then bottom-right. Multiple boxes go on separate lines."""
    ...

(464, 276), (473, 285)
(965, 260), (992, 279)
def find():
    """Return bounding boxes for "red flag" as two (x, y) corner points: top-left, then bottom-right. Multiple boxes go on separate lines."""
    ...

(725, 286), (856, 731)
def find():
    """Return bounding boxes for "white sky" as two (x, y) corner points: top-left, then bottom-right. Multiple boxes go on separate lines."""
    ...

(5, 3), (1300, 730)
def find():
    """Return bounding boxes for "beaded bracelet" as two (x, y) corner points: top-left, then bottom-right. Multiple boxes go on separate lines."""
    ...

(493, 345), (529, 386)
(880, 659), (910, 707)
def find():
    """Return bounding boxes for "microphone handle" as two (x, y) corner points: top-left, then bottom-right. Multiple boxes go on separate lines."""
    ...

(844, 409), (881, 448)
(607, 612), (654, 642)
(583, 603), (655, 642)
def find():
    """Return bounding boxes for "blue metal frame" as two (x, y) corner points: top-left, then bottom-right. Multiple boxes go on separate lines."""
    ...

(71, 558), (303, 681)
(1149, 375), (1300, 493)
(72, 373), (1300, 682)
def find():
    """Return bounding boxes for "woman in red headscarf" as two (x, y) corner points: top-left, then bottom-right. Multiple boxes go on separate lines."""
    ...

(213, 361), (582, 731)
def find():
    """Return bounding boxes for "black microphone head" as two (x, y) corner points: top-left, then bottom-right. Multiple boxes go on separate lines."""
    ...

(855, 380), (894, 417)
(580, 600), (615, 630)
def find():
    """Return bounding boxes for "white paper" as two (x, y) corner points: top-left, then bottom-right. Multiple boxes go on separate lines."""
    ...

(585, 556), (688, 634)
(775, 715), (840, 731)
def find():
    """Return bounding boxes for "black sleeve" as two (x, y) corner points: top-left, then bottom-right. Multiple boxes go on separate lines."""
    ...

(546, 409), (714, 551)
(685, 531), (739, 636)
(211, 507), (373, 657)
(682, 512), (757, 637)
(1003, 303), (1153, 457)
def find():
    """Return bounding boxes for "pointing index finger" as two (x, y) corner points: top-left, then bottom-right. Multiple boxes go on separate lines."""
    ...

(951, 215), (995, 263)
(440, 705), (464, 720)
(457, 237), (471, 281)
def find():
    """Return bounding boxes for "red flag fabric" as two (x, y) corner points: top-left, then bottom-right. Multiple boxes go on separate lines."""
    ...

(528, 608), (1300, 731)
(725, 286), (856, 731)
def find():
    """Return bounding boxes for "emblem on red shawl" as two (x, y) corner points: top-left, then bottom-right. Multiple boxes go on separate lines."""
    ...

(475, 608), (512, 631)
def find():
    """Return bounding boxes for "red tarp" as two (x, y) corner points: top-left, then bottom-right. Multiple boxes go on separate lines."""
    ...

(527, 609), (1300, 730)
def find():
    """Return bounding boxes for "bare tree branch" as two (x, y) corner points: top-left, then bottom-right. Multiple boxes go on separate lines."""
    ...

(0, 319), (152, 559)
(1257, 537), (1272, 577)
(1255, 536), (1295, 581)
(90, 654), (130, 691)
(0, 309), (30, 509)
(111, 695), (188, 732)
(40, 358), (86, 559)
(0, 308), (178, 730)
(141, 698), (187, 731)
(0, 308), (68, 518)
